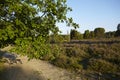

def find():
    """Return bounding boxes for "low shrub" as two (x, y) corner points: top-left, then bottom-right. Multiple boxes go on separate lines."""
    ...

(43, 44), (65, 61)
(88, 58), (117, 73)
(51, 54), (68, 68)
(51, 53), (83, 71)
(87, 43), (120, 66)
(65, 47), (87, 58)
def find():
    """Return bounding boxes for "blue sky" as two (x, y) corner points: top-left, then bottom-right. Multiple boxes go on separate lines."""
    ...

(58, 0), (120, 34)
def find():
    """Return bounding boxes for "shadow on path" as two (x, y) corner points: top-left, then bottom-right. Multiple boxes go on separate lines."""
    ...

(0, 66), (46, 80)
(0, 50), (46, 80)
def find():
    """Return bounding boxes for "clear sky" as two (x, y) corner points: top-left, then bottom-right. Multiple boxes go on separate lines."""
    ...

(58, 0), (120, 34)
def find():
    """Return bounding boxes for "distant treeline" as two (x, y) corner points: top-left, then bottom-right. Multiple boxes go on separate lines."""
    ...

(50, 24), (120, 43)
(70, 23), (120, 40)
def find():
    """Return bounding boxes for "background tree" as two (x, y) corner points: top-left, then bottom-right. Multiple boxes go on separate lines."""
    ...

(105, 31), (115, 38)
(83, 30), (90, 39)
(0, 0), (79, 59)
(115, 24), (120, 37)
(94, 27), (105, 38)
(70, 29), (82, 40)
(117, 23), (120, 30)
(89, 31), (95, 39)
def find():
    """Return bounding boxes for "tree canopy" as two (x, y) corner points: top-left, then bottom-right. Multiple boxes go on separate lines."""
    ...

(117, 23), (120, 30)
(94, 27), (105, 38)
(0, 0), (79, 59)
(83, 30), (90, 39)
(115, 24), (120, 37)
(70, 29), (82, 40)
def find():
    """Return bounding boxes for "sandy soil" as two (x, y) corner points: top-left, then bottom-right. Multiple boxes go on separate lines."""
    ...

(2, 56), (81, 80)
(0, 45), (81, 80)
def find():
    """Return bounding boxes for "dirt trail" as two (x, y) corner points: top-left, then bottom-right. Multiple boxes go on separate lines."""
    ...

(3, 56), (81, 80)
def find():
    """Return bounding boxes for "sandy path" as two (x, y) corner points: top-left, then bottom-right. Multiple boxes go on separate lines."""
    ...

(3, 56), (81, 80)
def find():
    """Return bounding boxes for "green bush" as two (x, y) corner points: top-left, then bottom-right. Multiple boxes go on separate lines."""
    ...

(52, 54), (68, 68)
(41, 41), (120, 79)
(10, 37), (50, 60)
(88, 58), (117, 73)
(88, 46), (105, 58)
(65, 47), (87, 58)
(87, 43), (120, 66)
(51, 50), (83, 71)
(67, 57), (83, 70)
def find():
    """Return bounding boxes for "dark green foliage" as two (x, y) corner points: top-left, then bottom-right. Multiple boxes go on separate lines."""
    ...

(0, 0), (79, 59)
(83, 30), (90, 39)
(89, 31), (95, 38)
(105, 31), (115, 38)
(60, 35), (70, 42)
(115, 24), (120, 37)
(115, 30), (120, 37)
(52, 53), (83, 70)
(94, 27), (105, 38)
(49, 34), (70, 43)
(70, 29), (83, 40)
(88, 43), (120, 66)
(65, 47), (86, 58)
(82, 24), (120, 39)
(88, 58), (117, 73)
(11, 36), (50, 59)
(45, 42), (120, 80)
(117, 23), (120, 30)
(43, 44), (85, 70)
